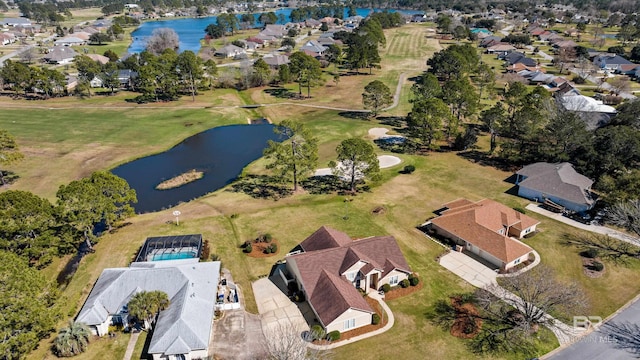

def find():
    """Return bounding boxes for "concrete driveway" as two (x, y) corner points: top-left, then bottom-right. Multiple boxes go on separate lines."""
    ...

(439, 251), (498, 288)
(211, 310), (266, 360)
(252, 277), (309, 334)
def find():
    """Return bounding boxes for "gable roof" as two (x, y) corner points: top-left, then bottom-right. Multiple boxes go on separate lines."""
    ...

(299, 225), (353, 251)
(288, 227), (411, 326)
(431, 199), (537, 264)
(516, 162), (595, 206)
(76, 259), (220, 356)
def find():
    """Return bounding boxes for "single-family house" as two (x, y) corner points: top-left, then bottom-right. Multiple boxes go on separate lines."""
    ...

(515, 162), (596, 212)
(0, 33), (16, 45)
(86, 54), (110, 65)
(114, 69), (138, 88)
(480, 36), (503, 48)
(263, 54), (290, 68)
(214, 44), (246, 58)
(616, 63), (640, 76)
(487, 43), (516, 54)
(305, 18), (322, 28)
(285, 226), (412, 334)
(55, 36), (86, 46)
(558, 93), (616, 129)
(529, 27), (546, 36)
(553, 39), (578, 49)
(411, 14), (427, 22)
(90, 76), (103, 88)
(429, 199), (538, 271)
(300, 40), (327, 56)
(43, 47), (78, 64)
(77, 258), (220, 360)
(72, 32), (92, 41)
(1, 17), (31, 27)
(593, 54), (633, 71)
(501, 51), (537, 67)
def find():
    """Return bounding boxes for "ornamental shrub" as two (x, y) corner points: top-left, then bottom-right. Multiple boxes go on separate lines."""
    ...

(372, 314), (381, 325)
(400, 279), (410, 288)
(409, 275), (420, 286)
(243, 243), (252, 253)
(583, 248), (599, 258)
(327, 330), (340, 341)
(311, 325), (325, 340)
(403, 165), (416, 174)
(382, 284), (391, 293)
(592, 261), (604, 271)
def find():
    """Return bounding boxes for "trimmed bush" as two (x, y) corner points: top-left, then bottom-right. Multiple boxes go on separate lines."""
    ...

(403, 165), (416, 174)
(583, 248), (599, 258)
(327, 330), (340, 341)
(381, 283), (391, 293)
(263, 246), (272, 254)
(243, 243), (252, 253)
(409, 275), (420, 286)
(372, 313), (381, 325)
(400, 279), (410, 288)
(264, 233), (273, 243)
(592, 261), (604, 271)
(269, 243), (277, 253)
(311, 325), (325, 340)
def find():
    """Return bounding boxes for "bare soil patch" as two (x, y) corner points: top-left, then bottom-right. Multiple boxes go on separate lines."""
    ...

(582, 256), (606, 278)
(246, 239), (279, 258)
(384, 281), (423, 301)
(450, 296), (482, 339)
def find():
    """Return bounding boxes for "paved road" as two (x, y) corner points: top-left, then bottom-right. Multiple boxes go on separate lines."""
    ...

(0, 33), (57, 66)
(545, 295), (640, 360)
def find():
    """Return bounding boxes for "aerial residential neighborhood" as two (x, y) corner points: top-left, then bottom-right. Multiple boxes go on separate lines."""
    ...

(1, 1), (640, 360)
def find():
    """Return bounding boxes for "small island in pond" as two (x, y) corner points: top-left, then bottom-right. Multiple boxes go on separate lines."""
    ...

(156, 170), (204, 190)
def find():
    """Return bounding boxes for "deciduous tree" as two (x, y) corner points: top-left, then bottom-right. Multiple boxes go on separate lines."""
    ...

(146, 28), (179, 56)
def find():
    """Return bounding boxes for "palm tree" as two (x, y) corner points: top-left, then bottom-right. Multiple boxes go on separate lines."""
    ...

(53, 321), (91, 357)
(127, 290), (170, 330)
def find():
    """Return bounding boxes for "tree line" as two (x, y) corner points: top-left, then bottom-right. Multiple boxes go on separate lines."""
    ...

(0, 132), (136, 358)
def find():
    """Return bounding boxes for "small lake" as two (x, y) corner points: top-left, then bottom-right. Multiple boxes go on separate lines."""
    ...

(111, 124), (282, 213)
(128, 8), (423, 54)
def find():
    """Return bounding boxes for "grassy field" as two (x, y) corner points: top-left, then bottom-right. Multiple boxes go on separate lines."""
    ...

(246, 23), (440, 114)
(6, 23), (640, 360)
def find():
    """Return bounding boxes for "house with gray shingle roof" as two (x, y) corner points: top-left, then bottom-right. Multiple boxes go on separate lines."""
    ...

(515, 162), (596, 212)
(286, 226), (411, 334)
(76, 258), (220, 360)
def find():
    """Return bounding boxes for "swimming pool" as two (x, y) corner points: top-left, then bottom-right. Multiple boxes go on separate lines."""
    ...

(151, 251), (197, 261)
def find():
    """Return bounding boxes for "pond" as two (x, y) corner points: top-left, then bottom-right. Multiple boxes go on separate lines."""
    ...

(111, 124), (283, 213)
(128, 8), (423, 54)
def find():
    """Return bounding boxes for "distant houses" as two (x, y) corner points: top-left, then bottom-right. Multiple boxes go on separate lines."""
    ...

(43, 47), (78, 65)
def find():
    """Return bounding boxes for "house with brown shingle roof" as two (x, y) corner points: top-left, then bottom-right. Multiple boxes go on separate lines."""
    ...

(286, 226), (411, 334)
(429, 199), (538, 271)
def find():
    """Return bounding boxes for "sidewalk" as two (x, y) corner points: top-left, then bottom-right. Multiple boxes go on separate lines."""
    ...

(122, 331), (140, 360)
(307, 291), (395, 350)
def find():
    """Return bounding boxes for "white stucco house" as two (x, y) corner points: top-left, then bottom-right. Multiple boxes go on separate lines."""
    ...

(285, 226), (412, 334)
(76, 258), (220, 360)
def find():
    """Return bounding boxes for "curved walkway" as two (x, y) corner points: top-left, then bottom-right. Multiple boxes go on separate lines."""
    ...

(382, 72), (407, 111)
(307, 291), (395, 350)
(496, 249), (541, 278)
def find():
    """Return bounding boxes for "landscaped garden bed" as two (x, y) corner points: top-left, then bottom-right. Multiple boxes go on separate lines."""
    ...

(240, 234), (279, 258)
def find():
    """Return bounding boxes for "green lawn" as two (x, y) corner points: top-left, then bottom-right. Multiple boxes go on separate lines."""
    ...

(10, 23), (640, 360)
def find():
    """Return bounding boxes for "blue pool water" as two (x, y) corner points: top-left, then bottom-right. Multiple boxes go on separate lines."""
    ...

(151, 252), (197, 261)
